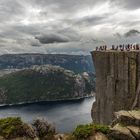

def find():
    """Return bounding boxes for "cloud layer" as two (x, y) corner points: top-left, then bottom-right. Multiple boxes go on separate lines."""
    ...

(0, 0), (140, 54)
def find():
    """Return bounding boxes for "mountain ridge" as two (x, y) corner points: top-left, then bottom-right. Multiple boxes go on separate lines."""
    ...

(0, 53), (94, 74)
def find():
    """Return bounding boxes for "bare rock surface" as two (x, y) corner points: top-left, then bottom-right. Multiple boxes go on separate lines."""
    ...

(109, 124), (135, 140)
(114, 110), (140, 126)
(87, 132), (108, 140)
(91, 51), (140, 124)
(127, 126), (140, 139)
(108, 110), (140, 140)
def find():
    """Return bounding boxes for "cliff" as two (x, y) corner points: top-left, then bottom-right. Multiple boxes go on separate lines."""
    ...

(91, 50), (140, 124)
(0, 65), (94, 104)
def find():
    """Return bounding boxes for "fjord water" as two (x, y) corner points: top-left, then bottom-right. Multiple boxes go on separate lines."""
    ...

(0, 97), (95, 132)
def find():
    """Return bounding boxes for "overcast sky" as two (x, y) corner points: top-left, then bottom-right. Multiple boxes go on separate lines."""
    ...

(0, 0), (140, 55)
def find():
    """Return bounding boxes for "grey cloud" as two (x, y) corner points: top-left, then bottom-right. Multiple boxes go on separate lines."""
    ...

(118, 20), (140, 28)
(74, 15), (106, 27)
(110, 0), (140, 10)
(0, 0), (25, 23)
(31, 0), (104, 13)
(113, 33), (122, 39)
(35, 33), (70, 44)
(124, 29), (140, 37)
(113, 29), (140, 39)
(0, 0), (140, 55)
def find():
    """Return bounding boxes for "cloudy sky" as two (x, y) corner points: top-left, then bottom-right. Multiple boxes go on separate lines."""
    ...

(0, 0), (140, 55)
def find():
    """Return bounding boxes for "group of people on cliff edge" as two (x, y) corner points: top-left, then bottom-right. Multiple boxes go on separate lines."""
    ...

(96, 44), (140, 51)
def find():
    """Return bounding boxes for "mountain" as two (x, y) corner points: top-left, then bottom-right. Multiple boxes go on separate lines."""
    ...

(0, 65), (94, 104)
(0, 54), (94, 73)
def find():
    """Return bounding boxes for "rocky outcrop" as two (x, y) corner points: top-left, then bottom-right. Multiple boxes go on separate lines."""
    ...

(60, 110), (140, 140)
(112, 110), (140, 126)
(87, 132), (108, 140)
(91, 51), (140, 124)
(108, 110), (140, 140)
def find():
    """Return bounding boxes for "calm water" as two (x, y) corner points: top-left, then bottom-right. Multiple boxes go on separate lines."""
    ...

(0, 97), (95, 132)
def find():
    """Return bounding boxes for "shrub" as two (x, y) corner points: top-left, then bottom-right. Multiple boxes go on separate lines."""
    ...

(73, 123), (110, 139)
(0, 117), (23, 138)
(33, 118), (55, 138)
(93, 124), (110, 134)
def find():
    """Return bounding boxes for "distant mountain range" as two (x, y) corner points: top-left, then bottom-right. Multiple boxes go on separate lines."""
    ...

(0, 54), (94, 73)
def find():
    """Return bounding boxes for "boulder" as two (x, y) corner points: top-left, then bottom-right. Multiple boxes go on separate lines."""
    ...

(109, 124), (135, 140)
(114, 110), (140, 126)
(0, 136), (5, 140)
(87, 132), (108, 140)
(54, 134), (65, 140)
(127, 125), (140, 139)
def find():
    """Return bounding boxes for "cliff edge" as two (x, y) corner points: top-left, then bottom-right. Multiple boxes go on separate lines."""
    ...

(91, 50), (140, 124)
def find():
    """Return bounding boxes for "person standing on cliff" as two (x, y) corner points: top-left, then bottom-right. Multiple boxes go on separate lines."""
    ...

(126, 44), (130, 51)
(96, 47), (98, 51)
(111, 45), (115, 50)
(136, 44), (139, 50)
(105, 45), (107, 50)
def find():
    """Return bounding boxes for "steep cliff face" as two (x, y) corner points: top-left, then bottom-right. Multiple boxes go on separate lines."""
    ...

(91, 51), (140, 124)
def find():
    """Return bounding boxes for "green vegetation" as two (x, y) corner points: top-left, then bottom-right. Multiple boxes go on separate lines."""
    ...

(73, 123), (110, 139)
(0, 117), (23, 138)
(0, 117), (56, 139)
(0, 66), (80, 104)
(0, 65), (94, 104)
(0, 117), (112, 140)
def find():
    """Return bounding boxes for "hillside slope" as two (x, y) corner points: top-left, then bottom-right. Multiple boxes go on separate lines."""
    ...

(0, 65), (94, 104)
